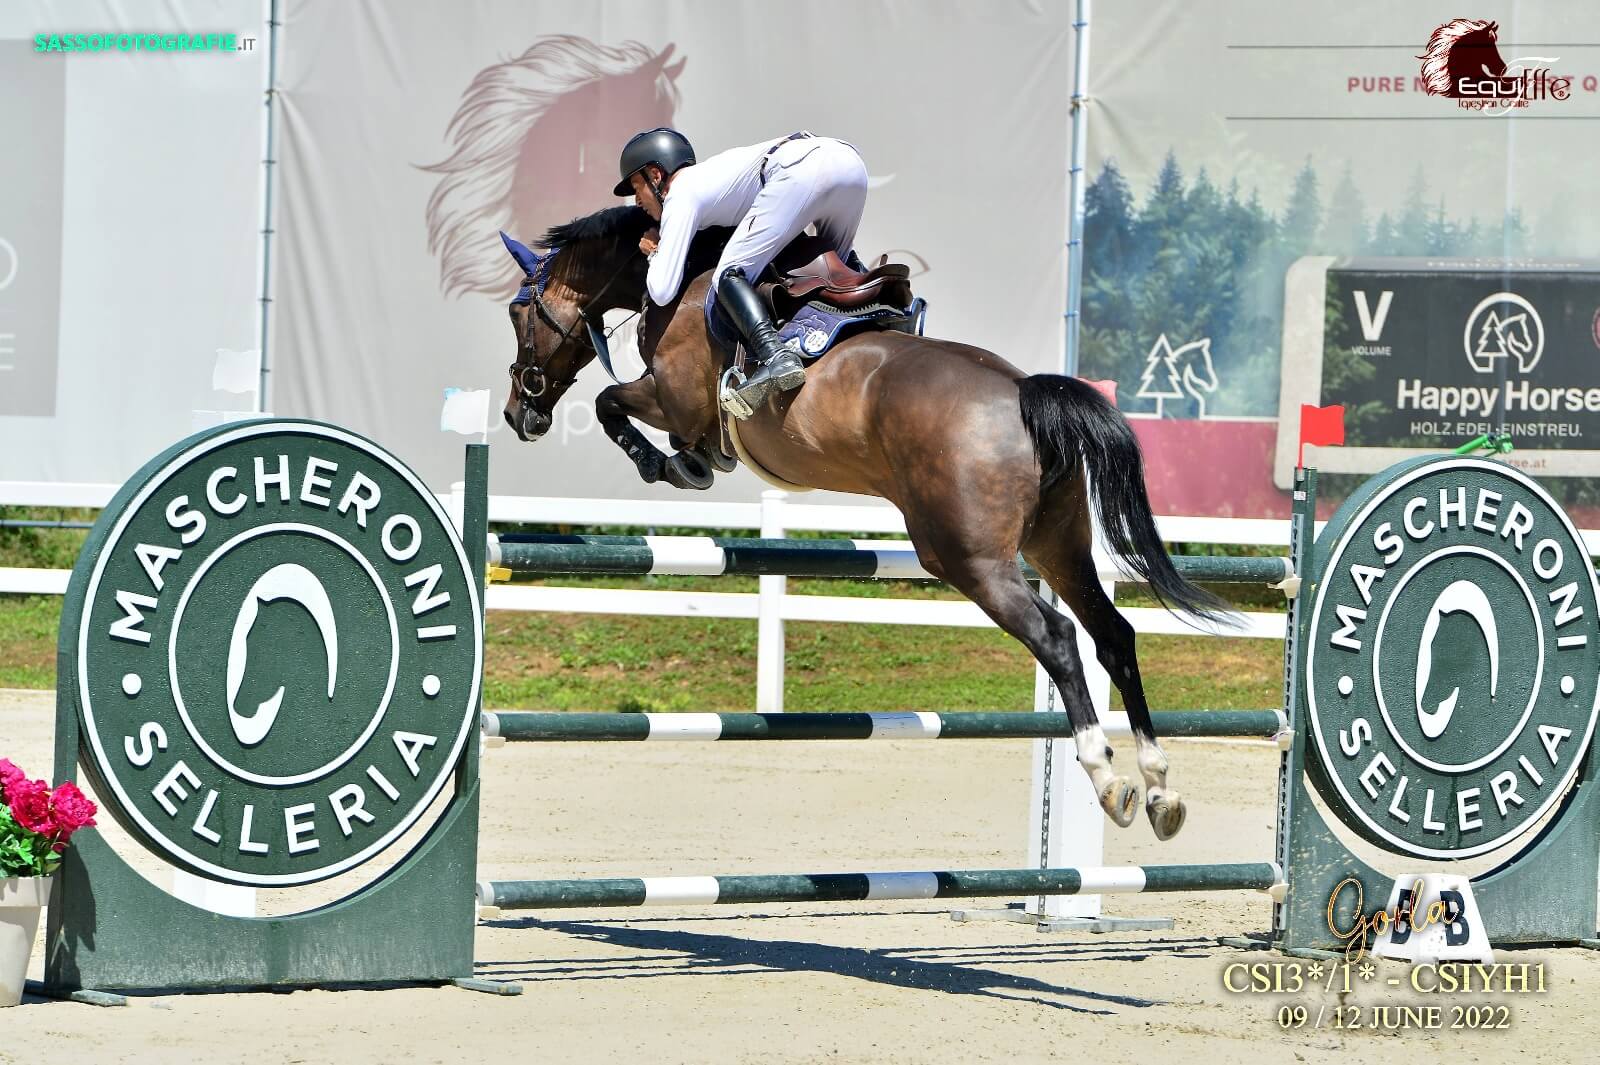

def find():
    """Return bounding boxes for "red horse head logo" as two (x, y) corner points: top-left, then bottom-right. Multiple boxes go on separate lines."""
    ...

(1418, 18), (1509, 97)
(423, 35), (685, 298)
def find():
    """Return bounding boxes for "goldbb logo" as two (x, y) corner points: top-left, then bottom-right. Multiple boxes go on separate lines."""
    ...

(68, 421), (482, 886)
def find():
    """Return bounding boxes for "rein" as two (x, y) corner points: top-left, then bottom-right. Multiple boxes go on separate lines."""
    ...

(510, 247), (640, 401)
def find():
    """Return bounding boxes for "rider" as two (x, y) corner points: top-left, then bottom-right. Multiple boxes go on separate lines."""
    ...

(613, 127), (870, 417)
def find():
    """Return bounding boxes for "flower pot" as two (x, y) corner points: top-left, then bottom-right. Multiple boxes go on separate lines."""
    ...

(0, 876), (51, 1007)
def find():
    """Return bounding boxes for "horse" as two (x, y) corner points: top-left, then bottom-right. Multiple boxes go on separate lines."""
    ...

(498, 205), (1238, 839)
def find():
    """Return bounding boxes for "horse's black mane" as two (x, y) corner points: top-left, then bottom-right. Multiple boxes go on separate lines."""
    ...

(534, 205), (653, 285)
(537, 205), (653, 251)
(534, 204), (735, 290)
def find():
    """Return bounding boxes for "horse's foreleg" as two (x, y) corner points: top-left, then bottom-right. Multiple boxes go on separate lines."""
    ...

(596, 378), (669, 484)
(595, 378), (714, 491)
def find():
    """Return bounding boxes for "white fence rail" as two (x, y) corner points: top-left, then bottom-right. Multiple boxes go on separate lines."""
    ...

(4, 480), (1314, 544)
(2, 485), (1307, 712)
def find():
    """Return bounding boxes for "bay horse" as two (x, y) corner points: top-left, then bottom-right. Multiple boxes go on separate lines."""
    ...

(499, 205), (1237, 839)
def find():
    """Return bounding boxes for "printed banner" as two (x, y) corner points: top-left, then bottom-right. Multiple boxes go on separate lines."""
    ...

(268, 1), (1072, 500)
(1280, 259), (1600, 495)
(1084, 1), (1600, 518)
(0, 0), (265, 492)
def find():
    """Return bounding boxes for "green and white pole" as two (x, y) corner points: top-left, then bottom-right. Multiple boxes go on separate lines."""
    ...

(487, 533), (1294, 584)
(482, 709), (1288, 743)
(477, 862), (1286, 913)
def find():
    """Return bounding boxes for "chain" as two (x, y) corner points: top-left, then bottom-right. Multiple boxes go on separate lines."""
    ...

(1036, 648), (1059, 920)
(1271, 471), (1311, 935)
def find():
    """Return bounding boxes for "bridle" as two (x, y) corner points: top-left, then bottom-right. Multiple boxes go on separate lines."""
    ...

(508, 249), (637, 405)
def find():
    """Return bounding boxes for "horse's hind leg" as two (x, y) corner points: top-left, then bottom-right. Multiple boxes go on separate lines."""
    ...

(906, 522), (1140, 828)
(1027, 523), (1185, 841)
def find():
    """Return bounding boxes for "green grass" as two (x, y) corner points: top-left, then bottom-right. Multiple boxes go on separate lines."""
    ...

(0, 583), (1284, 710)
(0, 595), (62, 691)
(0, 516), (1288, 710)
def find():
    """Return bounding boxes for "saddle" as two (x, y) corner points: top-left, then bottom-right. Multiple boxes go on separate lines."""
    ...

(755, 248), (923, 362)
(628, 237), (928, 488)
(769, 252), (912, 312)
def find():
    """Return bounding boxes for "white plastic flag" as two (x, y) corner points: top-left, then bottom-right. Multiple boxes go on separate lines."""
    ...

(440, 387), (492, 438)
(213, 348), (260, 394)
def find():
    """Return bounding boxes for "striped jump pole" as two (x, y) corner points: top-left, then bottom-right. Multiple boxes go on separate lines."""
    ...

(481, 709), (1290, 743)
(476, 862), (1287, 912)
(487, 533), (1296, 590)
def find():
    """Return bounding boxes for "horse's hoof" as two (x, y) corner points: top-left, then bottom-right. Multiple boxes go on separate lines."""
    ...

(1147, 790), (1187, 841)
(637, 456), (664, 484)
(703, 446), (738, 473)
(1099, 777), (1140, 828)
(664, 451), (714, 491)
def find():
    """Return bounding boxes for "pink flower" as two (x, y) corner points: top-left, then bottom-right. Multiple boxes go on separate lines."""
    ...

(7, 777), (55, 836)
(49, 781), (97, 838)
(0, 758), (24, 800)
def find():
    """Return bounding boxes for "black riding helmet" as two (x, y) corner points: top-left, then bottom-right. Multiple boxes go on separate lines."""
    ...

(613, 127), (696, 196)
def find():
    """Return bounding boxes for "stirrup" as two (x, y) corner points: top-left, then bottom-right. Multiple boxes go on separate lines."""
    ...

(728, 352), (805, 419)
(719, 366), (754, 419)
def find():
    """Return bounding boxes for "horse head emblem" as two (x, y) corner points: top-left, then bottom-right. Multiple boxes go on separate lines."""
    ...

(1419, 19), (1508, 97)
(1414, 579), (1499, 740)
(226, 563), (339, 747)
(1495, 313), (1536, 370)
(1135, 334), (1219, 417)
(1466, 292), (1544, 374)
(424, 36), (685, 299)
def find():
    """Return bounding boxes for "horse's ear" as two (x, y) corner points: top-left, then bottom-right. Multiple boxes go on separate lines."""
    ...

(664, 56), (687, 81)
(500, 231), (542, 275)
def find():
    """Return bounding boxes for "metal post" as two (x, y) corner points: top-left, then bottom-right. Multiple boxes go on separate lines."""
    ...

(1023, 550), (1124, 928)
(756, 490), (787, 712)
(1062, 0), (1091, 378)
(255, 0), (282, 410)
(1011, 7), (1161, 932)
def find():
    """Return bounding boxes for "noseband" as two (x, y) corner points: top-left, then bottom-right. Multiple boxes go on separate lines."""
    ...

(508, 249), (635, 406)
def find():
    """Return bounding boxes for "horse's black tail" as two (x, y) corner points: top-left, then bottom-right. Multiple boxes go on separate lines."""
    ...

(1017, 374), (1239, 627)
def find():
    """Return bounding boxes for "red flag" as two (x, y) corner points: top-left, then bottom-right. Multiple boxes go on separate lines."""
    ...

(1298, 404), (1346, 467)
(1080, 378), (1118, 408)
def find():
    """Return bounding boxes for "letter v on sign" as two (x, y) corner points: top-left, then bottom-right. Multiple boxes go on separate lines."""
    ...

(1354, 290), (1394, 342)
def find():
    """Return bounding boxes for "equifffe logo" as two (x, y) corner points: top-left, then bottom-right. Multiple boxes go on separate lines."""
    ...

(1418, 19), (1570, 112)
(67, 421), (482, 886)
(1305, 457), (1600, 860)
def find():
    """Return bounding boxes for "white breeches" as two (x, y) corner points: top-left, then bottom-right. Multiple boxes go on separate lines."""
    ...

(713, 138), (869, 282)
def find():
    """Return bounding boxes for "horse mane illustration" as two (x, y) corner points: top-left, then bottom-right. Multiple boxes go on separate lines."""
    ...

(1418, 18), (1506, 97)
(422, 35), (685, 298)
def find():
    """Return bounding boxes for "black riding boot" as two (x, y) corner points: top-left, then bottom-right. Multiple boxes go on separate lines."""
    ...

(716, 267), (806, 418)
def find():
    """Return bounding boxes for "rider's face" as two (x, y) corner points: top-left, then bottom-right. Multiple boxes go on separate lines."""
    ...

(629, 168), (664, 220)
